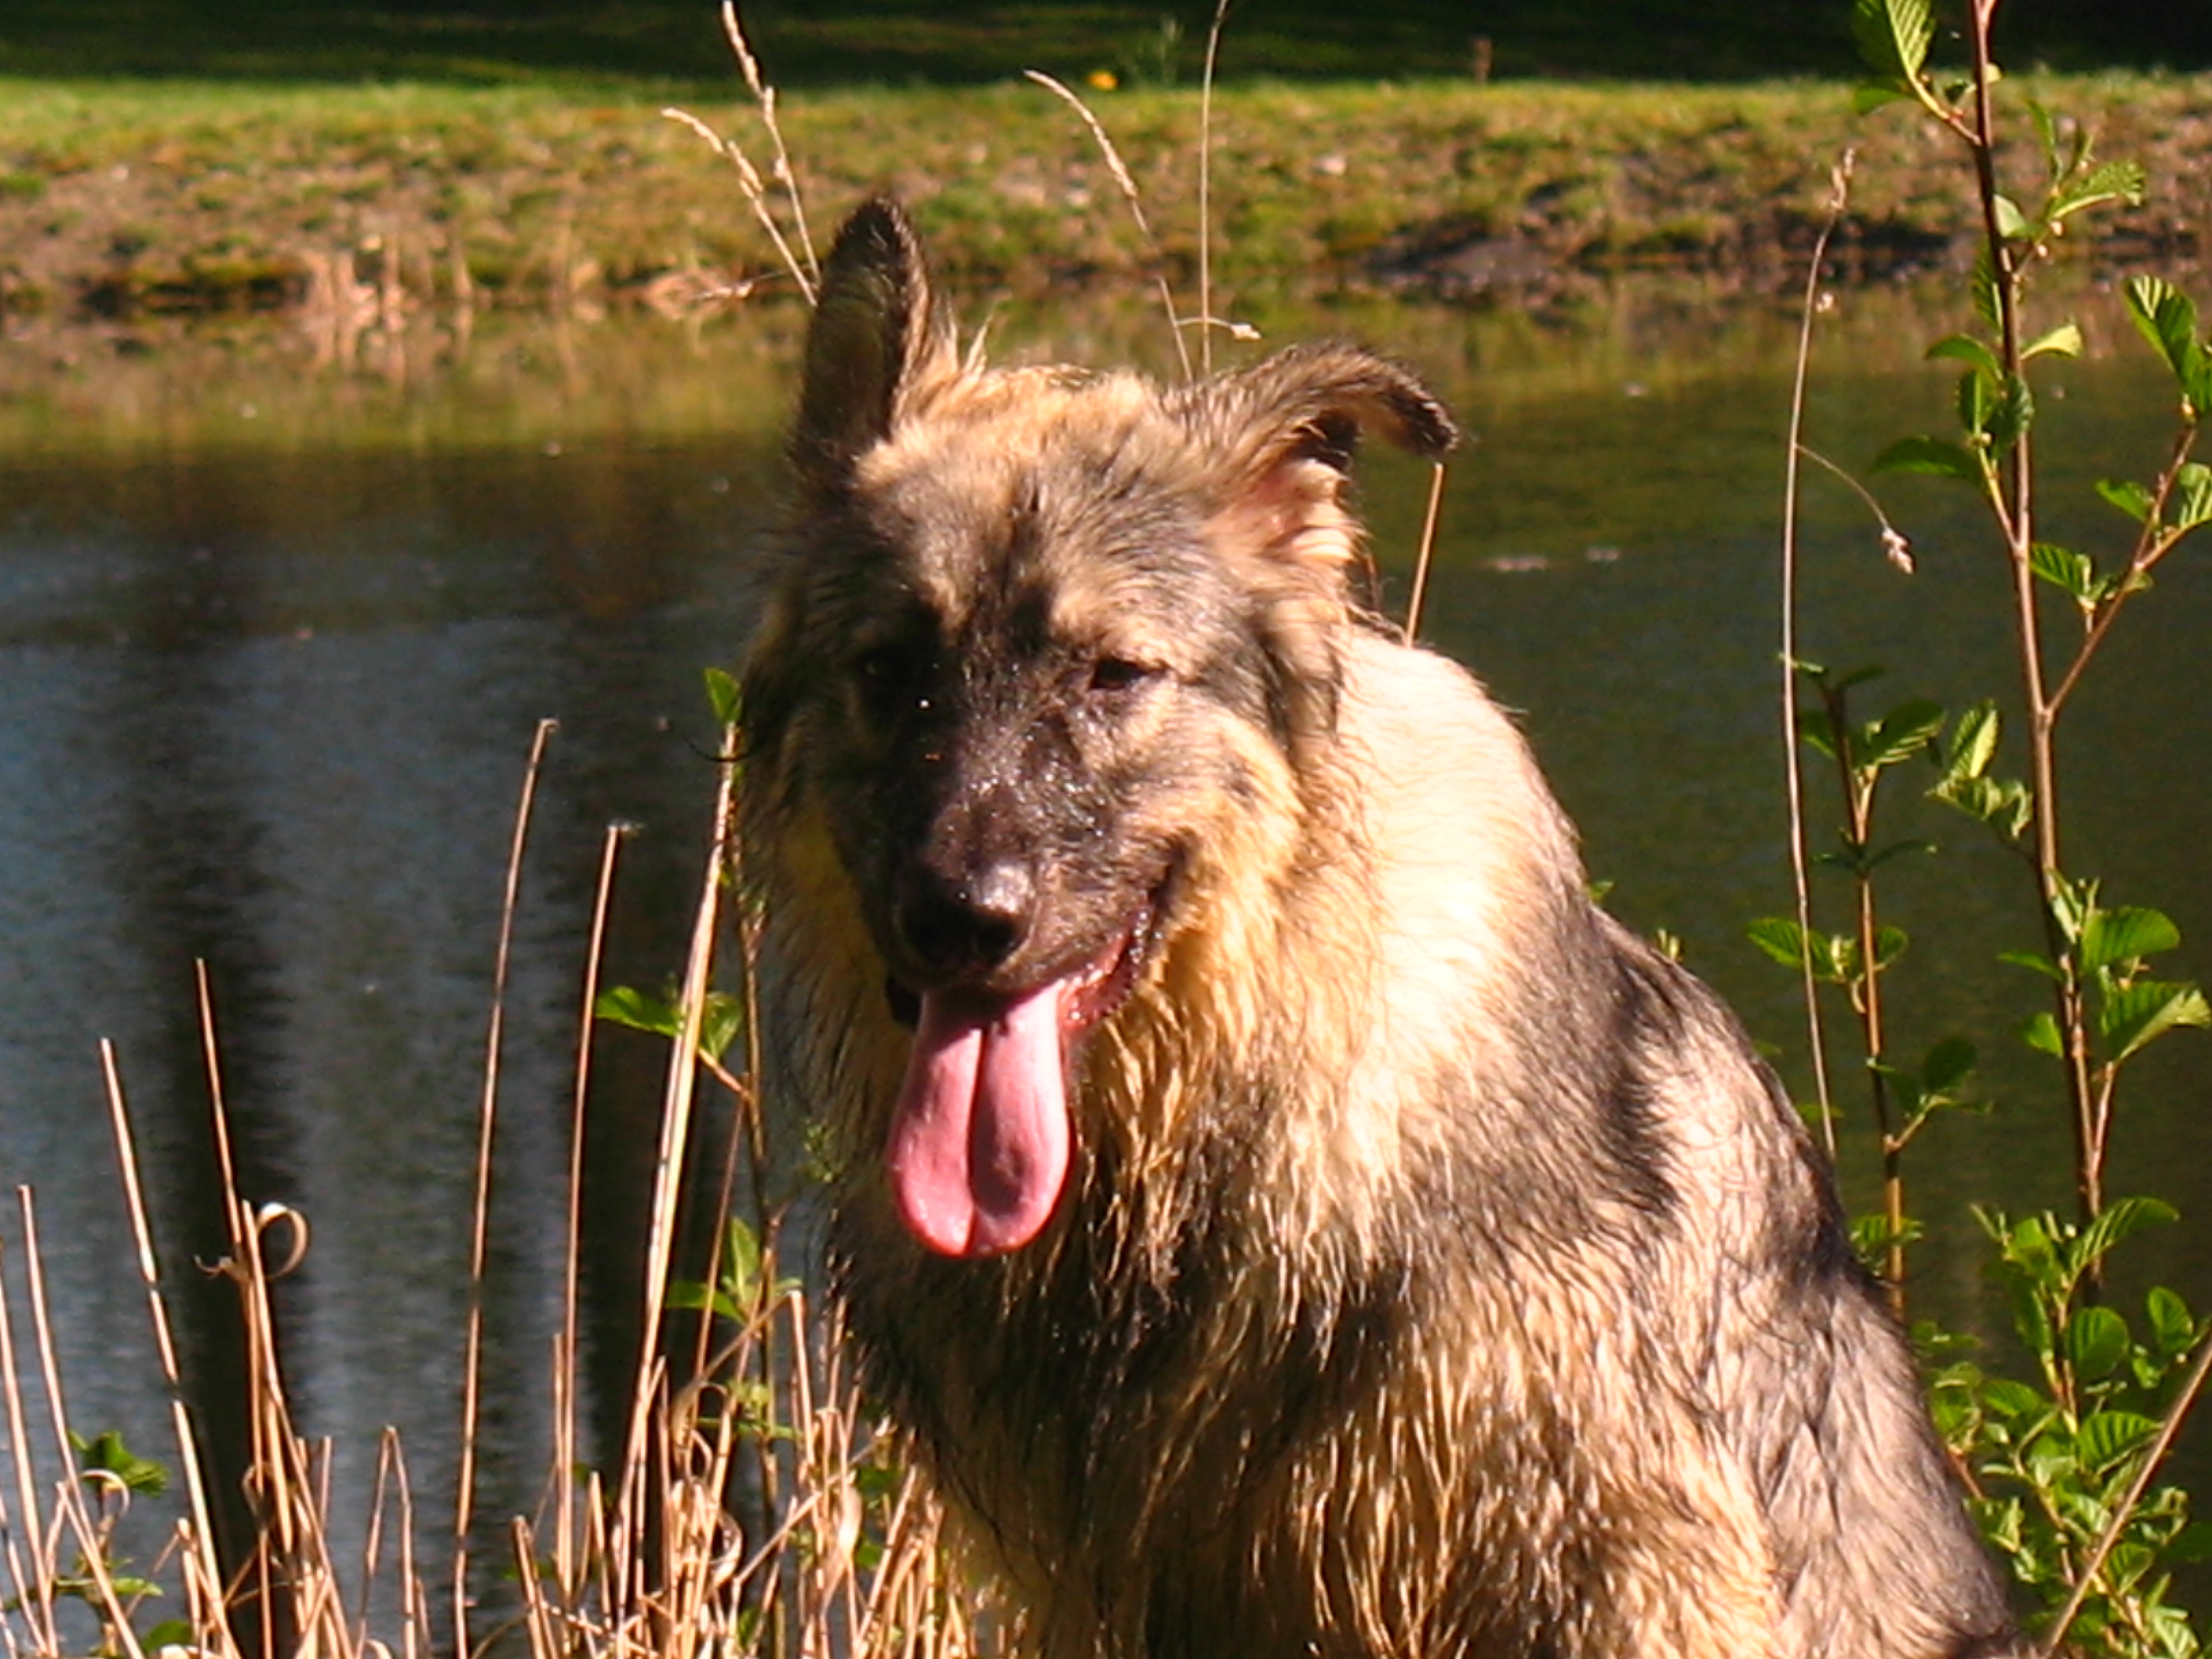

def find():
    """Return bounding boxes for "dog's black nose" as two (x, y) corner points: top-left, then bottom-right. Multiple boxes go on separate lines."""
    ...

(893, 863), (1034, 980)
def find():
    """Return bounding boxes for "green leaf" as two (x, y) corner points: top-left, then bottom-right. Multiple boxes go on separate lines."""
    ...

(2175, 462), (2212, 531)
(2097, 477), (2156, 524)
(2021, 1010), (2064, 1056)
(1999, 949), (2063, 983)
(1927, 333), (2003, 382)
(704, 666), (743, 728)
(2052, 159), (2148, 223)
(1851, 79), (1914, 115)
(1957, 367), (1992, 437)
(1981, 1378), (2051, 1421)
(2026, 96), (2064, 178)
(2078, 1410), (2161, 1475)
(69, 1429), (169, 1496)
(1942, 701), (2001, 780)
(1748, 917), (1841, 979)
(1970, 247), (2002, 334)
(2125, 274), (2212, 411)
(596, 984), (683, 1039)
(2049, 874), (2095, 946)
(665, 1277), (741, 1322)
(2100, 980), (2212, 1062)
(1986, 374), (2035, 451)
(2146, 1286), (2198, 1357)
(2082, 906), (2184, 970)
(1860, 698), (1946, 770)
(2022, 321), (2085, 361)
(2064, 1305), (2133, 1381)
(722, 1216), (764, 1304)
(2029, 541), (2100, 603)
(697, 991), (747, 1065)
(1992, 193), (2032, 241)
(2074, 1195), (2179, 1277)
(1871, 435), (1982, 481)
(1851, 1210), (1924, 1269)
(1921, 1035), (1978, 1093)
(1931, 773), (2032, 838)
(595, 985), (745, 1063)
(1862, 838), (1937, 874)
(1795, 707), (1840, 760)
(1850, 0), (1933, 85)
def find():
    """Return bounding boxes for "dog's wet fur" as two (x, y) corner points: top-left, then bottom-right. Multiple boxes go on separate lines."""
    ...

(741, 198), (2023, 1659)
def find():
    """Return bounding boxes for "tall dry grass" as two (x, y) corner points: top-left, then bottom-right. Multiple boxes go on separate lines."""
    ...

(0, 705), (979, 1659)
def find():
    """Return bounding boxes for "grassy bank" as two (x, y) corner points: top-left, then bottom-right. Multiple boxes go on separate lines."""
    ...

(0, 71), (2207, 320)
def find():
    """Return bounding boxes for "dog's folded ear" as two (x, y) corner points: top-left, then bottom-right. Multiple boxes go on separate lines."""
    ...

(792, 197), (957, 491)
(1180, 342), (1458, 582)
(1177, 345), (1458, 747)
(1192, 342), (1459, 476)
(1178, 341), (1456, 592)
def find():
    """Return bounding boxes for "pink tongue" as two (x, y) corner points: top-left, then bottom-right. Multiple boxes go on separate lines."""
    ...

(885, 981), (1073, 1257)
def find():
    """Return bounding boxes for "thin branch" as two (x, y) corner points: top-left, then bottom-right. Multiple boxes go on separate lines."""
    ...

(2040, 1326), (2212, 1656)
(2046, 422), (2203, 720)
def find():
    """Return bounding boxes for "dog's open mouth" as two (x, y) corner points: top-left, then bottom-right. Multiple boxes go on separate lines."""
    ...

(884, 893), (1161, 1259)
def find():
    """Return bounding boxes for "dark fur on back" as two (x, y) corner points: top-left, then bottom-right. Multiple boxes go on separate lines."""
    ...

(741, 198), (2023, 1659)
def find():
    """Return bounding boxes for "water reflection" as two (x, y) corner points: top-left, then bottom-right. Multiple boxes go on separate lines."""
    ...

(0, 282), (2207, 1621)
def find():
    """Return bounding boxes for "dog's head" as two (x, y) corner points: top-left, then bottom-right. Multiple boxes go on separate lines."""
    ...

(745, 198), (1456, 1259)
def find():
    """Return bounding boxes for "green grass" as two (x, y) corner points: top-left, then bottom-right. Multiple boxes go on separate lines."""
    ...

(0, 69), (2205, 318)
(0, 1), (2205, 89)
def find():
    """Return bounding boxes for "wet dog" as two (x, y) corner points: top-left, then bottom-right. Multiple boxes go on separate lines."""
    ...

(739, 197), (2021, 1659)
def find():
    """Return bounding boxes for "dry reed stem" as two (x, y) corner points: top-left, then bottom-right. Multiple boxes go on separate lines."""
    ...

(1401, 459), (1450, 644)
(615, 732), (739, 1540)
(18, 1191), (148, 1659)
(192, 976), (368, 1659)
(0, 1220), (58, 1657)
(454, 716), (559, 1658)
(660, 5), (819, 308)
(99, 1036), (234, 1659)
(556, 821), (631, 1607)
(1196, 0), (1231, 375)
(720, 2), (819, 293)
(1021, 70), (1191, 382)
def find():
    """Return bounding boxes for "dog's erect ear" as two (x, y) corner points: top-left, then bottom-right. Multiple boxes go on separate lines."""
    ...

(792, 198), (954, 491)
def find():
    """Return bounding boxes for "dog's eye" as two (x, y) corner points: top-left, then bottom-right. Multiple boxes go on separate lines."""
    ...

(848, 643), (933, 713)
(1088, 656), (1157, 695)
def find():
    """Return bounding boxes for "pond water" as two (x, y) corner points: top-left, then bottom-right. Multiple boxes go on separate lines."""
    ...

(1, 276), (2208, 1622)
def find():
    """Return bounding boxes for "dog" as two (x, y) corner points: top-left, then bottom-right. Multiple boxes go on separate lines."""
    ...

(739, 197), (2022, 1659)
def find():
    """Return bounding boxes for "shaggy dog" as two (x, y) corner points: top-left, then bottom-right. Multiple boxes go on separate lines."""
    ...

(739, 197), (2021, 1659)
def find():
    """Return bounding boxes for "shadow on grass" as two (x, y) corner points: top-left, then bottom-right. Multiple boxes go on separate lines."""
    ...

(2, 0), (2206, 90)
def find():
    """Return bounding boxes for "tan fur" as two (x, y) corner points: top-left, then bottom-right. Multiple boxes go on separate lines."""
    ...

(742, 199), (2022, 1659)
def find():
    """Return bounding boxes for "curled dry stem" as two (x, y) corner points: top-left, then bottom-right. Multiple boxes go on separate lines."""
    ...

(1778, 148), (1855, 1158)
